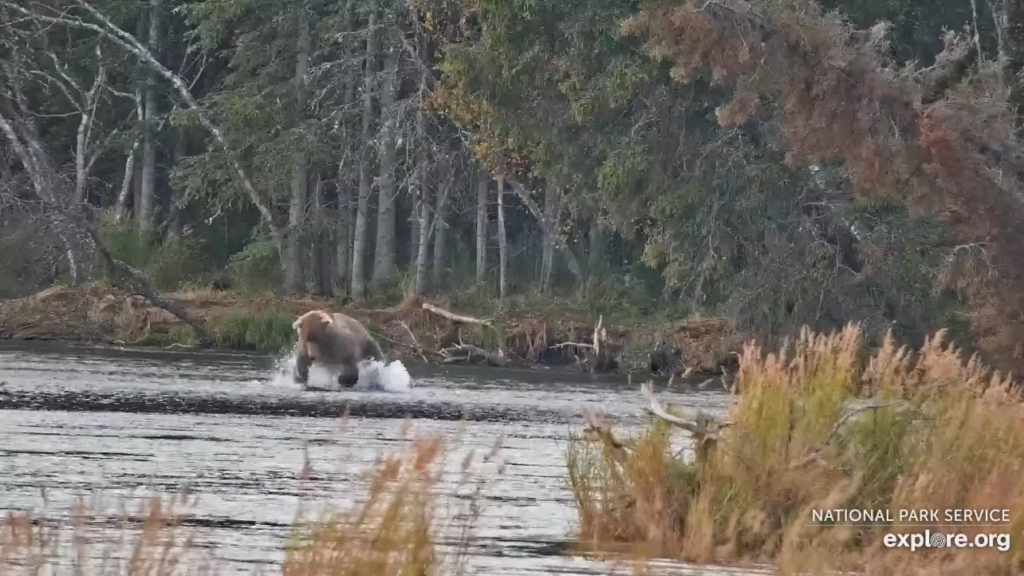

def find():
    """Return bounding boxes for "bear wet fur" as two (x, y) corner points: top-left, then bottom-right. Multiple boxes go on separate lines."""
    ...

(292, 310), (385, 388)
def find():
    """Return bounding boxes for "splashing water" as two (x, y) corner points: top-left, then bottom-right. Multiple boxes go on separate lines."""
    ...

(269, 352), (413, 393)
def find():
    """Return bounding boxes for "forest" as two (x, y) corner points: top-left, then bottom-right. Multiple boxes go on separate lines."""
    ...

(2, 0), (1023, 373)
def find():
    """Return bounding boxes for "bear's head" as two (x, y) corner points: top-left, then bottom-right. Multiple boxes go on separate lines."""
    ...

(293, 310), (333, 353)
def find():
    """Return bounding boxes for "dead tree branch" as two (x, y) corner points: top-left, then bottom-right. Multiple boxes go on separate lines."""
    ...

(421, 301), (493, 326)
(439, 344), (507, 367)
(1, 0), (285, 253)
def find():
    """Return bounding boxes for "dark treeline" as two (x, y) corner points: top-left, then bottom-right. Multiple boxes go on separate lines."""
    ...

(2, 0), (1023, 371)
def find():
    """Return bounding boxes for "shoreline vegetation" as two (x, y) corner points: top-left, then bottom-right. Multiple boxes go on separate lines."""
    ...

(3, 322), (1024, 574)
(0, 285), (742, 378)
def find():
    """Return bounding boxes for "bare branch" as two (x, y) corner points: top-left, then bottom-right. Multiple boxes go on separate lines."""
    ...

(640, 381), (727, 437)
(1, 0), (284, 249)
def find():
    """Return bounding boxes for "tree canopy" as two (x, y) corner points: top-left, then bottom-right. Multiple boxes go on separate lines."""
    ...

(2, 0), (1022, 371)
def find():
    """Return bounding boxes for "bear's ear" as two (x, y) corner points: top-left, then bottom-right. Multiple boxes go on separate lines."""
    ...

(294, 310), (332, 340)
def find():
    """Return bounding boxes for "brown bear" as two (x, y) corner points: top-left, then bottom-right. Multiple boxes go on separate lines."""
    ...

(291, 309), (385, 388)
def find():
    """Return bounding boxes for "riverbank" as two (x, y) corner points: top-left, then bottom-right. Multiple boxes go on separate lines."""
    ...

(0, 285), (742, 375)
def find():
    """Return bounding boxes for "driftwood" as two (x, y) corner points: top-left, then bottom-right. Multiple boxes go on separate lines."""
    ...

(581, 410), (632, 467)
(640, 381), (729, 464)
(419, 301), (508, 366)
(397, 320), (429, 363)
(439, 344), (508, 367)
(578, 382), (729, 467)
(421, 302), (493, 326)
(547, 314), (621, 373)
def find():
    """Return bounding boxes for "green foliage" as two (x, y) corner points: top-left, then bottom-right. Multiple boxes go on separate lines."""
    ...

(0, 220), (66, 299)
(214, 312), (295, 353)
(226, 238), (284, 293)
(95, 211), (209, 291)
(433, 0), (969, 348)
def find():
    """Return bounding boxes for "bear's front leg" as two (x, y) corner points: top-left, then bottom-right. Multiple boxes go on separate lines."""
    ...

(295, 348), (313, 387)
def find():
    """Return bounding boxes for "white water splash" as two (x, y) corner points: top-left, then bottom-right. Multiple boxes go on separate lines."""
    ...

(269, 352), (413, 393)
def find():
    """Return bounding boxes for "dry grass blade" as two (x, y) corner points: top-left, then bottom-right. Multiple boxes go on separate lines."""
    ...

(1, 429), (494, 576)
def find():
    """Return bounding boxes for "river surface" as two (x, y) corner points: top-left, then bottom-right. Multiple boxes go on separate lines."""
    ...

(0, 341), (769, 575)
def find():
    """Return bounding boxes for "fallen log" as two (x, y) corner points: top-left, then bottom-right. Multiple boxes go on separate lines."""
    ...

(421, 302), (493, 326)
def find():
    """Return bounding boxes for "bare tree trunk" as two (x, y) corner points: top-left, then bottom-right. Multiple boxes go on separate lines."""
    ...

(286, 3), (312, 294)
(409, 187), (420, 269)
(73, 52), (104, 206)
(166, 130), (184, 240)
(138, 0), (163, 235)
(372, 21), (399, 287)
(115, 131), (139, 221)
(413, 168), (432, 295)
(991, 0), (1008, 61)
(334, 20), (356, 293)
(1007, 0), (1024, 131)
(431, 178), (450, 287)
(412, 67), (430, 294)
(540, 181), (561, 292)
(496, 174), (508, 301)
(351, 8), (377, 301)
(475, 169), (488, 286)
(132, 157), (143, 221)
(312, 174), (333, 297)
(352, 162), (370, 299)
(336, 173), (352, 291)
(119, 16), (146, 223)
(588, 221), (606, 278)
(506, 178), (584, 285)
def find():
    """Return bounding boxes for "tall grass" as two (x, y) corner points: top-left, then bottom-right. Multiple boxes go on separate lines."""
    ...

(1, 431), (488, 576)
(214, 313), (296, 353)
(283, 434), (484, 576)
(567, 324), (1024, 574)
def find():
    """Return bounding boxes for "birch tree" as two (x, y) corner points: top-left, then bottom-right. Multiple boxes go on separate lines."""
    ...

(286, 2), (313, 294)
(475, 168), (488, 286)
(138, 0), (164, 234)
(351, 6), (378, 301)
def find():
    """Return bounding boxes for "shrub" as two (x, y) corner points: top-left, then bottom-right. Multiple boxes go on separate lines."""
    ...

(95, 210), (208, 290)
(226, 239), (283, 294)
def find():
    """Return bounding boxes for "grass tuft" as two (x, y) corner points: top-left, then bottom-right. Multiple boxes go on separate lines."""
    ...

(214, 313), (296, 353)
(567, 323), (1024, 573)
(0, 491), (211, 576)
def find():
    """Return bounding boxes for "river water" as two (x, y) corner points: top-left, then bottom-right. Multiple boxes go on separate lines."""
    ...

(0, 342), (768, 575)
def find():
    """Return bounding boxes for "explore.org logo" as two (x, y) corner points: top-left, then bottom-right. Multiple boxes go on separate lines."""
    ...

(883, 530), (1011, 552)
(810, 508), (1013, 553)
